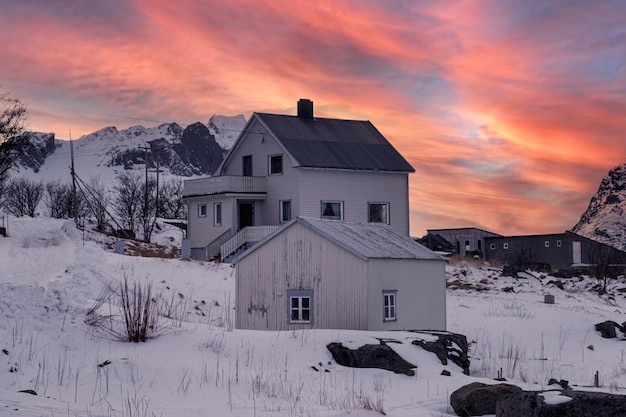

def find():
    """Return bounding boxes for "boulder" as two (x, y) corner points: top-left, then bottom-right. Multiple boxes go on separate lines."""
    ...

(496, 389), (626, 417)
(450, 382), (522, 416)
(411, 331), (470, 375)
(594, 320), (622, 338)
(326, 342), (416, 376)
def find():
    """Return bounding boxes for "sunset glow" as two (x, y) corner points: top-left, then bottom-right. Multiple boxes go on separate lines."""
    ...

(2, 0), (625, 236)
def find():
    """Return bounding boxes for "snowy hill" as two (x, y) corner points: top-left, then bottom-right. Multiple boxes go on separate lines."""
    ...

(573, 164), (626, 251)
(10, 115), (246, 184)
(2, 217), (626, 416)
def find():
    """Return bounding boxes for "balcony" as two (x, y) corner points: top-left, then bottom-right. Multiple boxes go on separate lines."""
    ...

(183, 176), (267, 197)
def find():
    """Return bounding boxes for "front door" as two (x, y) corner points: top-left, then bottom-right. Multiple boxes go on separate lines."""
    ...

(238, 201), (254, 230)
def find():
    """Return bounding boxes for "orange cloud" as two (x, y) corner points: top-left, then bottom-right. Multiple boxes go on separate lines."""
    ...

(1, 0), (624, 238)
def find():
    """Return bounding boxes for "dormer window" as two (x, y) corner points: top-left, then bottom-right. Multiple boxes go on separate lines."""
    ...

(269, 154), (283, 175)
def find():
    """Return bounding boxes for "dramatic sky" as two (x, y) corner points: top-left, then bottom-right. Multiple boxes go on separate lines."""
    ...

(1, 0), (625, 237)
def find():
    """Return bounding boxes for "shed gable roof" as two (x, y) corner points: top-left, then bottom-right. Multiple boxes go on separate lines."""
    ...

(234, 217), (442, 263)
(254, 113), (414, 173)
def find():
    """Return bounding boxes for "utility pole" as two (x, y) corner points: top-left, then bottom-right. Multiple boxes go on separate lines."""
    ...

(139, 145), (150, 213)
(69, 130), (78, 226)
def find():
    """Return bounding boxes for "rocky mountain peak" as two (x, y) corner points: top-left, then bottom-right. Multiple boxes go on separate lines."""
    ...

(572, 163), (626, 250)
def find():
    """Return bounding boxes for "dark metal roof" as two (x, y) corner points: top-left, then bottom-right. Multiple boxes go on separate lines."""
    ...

(256, 113), (414, 173)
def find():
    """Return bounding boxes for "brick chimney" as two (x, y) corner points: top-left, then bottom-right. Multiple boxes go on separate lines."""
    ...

(297, 98), (314, 119)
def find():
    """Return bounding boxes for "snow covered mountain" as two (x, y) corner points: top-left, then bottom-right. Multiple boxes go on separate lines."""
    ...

(10, 115), (246, 184)
(572, 163), (626, 251)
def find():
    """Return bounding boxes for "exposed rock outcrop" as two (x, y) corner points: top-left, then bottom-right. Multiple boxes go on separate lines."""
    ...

(450, 382), (522, 416)
(496, 389), (626, 417)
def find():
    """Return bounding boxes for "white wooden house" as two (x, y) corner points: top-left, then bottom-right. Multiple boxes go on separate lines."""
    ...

(182, 99), (415, 261)
(234, 217), (446, 331)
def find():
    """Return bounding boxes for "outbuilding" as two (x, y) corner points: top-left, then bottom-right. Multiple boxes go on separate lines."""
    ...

(234, 217), (446, 331)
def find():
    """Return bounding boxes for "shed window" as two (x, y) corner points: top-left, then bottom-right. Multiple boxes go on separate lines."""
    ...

(503, 242), (509, 250)
(198, 204), (207, 218)
(368, 202), (389, 224)
(287, 290), (313, 324)
(383, 290), (397, 321)
(545, 240), (550, 248)
(556, 240), (562, 247)
(490, 243), (496, 250)
(321, 201), (343, 220)
(269, 154), (283, 175)
(280, 200), (291, 223)
(213, 202), (222, 226)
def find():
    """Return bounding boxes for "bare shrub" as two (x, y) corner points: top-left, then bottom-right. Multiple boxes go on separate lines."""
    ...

(86, 277), (191, 343)
(120, 277), (159, 343)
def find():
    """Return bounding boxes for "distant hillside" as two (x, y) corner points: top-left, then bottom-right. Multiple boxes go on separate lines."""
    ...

(572, 164), (626, 251)
(10, 115), (246, 184)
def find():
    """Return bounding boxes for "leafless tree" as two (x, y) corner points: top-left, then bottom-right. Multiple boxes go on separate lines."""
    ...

(139, 177), (157, 243)
(2, 177), (44, 217)
(45, 180), (87, 219)
(113, 172), (142, 236)
(158, 178), (185, 219)
(0, 88), (28, 196)
(84, 176), (110, 231)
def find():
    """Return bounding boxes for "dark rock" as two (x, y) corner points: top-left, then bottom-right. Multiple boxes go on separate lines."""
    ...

(450, 382), (522, 416)
(547, 378), (570, 390)
(496, 389), (626, 417)
(327, 342), (416, 376)
(441, 370), (451, 376)
(594, 320), (622, 338)
(18, 389), (37, 396)
(410, 331), (470, 375)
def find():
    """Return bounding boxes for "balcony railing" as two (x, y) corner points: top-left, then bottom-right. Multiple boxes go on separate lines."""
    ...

(183, 176), (267, 197)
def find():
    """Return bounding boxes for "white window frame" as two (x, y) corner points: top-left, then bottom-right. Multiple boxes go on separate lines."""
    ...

(280, 200), (291, 223)
(556, 240), (562, 247)
(321, 201), (343, 220)
(287, 290), (313, 324)
(490, 243), (496, 250)
(213, 202), (222, 226)
(269, 154), (283, 175)
(368, 202), (389, 224)
(383, 290), (397, 321)
(503, 242), (509, 250)
(545, 240), (550, 248)
(198, 204), (207, 218)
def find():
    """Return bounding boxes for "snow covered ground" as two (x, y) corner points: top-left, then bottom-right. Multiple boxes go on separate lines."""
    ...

(1, 217), (626, 417)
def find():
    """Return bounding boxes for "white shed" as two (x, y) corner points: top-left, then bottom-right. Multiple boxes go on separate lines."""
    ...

(234, 217), (447, 331)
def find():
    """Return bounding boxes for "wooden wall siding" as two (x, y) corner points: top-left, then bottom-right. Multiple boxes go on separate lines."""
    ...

(186, 196), (233, 248)
(367, 258), (446, 331)
(299, 170), (410, 235)
(236, 222), (368, 330)
(222, 118), (302, 226)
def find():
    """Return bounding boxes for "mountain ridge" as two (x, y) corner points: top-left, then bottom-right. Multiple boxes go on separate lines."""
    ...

(572, 163), (626, 251)
(10, 115), (246, 184)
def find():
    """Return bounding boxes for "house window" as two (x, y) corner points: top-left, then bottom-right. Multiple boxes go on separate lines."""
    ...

(321, 201), (343, 220)
(490, 243), (496, 250)
(465, 240), (471, 251)
(545, 240), (550, 248)
(242, 155), (253, 177)
(280, 200), (291, 223)
(287, 290), (313, 324)
(503, 242), (509, 250)
(368, 202), (389, 224)
(213, 202), (222, 226)
(269, 154), (283, 175)
(556, 240), (562, 247)
(198, 204), (207, 218)
(383, 290), (397, 321)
